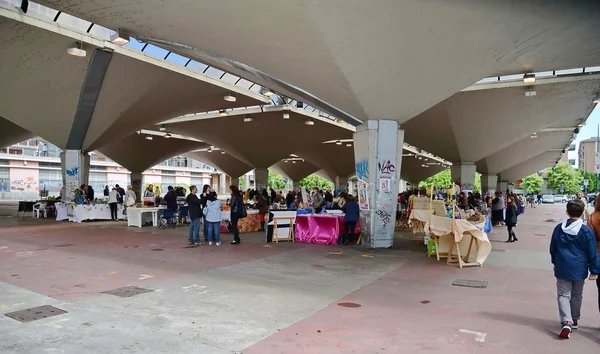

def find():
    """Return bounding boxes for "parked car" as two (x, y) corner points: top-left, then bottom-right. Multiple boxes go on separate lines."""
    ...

(554, 195), (567, 203)
(542, 194), (555, 204)
(588, 193), (597, 205)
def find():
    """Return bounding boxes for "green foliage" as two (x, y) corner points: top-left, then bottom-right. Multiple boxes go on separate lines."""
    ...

(298, 174), (334, 191)
(268, 172), (287, 190)
(522, 173), (544, 194)
(418, 169), (481, 193)
(578, 169), (597, 193)
(547, 162), (583, 194)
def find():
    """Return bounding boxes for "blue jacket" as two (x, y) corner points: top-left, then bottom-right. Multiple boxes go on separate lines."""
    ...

(550, 219), (600, 280)
(204, 200), (222, 223)
(342, 200), (360, 223)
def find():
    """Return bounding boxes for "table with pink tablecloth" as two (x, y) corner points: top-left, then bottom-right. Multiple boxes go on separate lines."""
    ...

(294, 214), (361, 245)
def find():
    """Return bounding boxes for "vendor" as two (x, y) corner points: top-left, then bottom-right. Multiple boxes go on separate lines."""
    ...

(144, 184), (155, 198)
(491, 191), (505, 226)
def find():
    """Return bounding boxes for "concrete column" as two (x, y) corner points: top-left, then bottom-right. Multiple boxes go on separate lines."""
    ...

(292, 181), (301, 191)
(451, 163), (476, 192)
(508, 183), (515, 193)
(497, 180), (509, 194)
(353, 120), (404, 248)
(60, 150), (90, 202)
(254, 168), (269, 191)
(481, 174), (498, 196)
(335, 176), (348, 195)
(243, 173), (251, 190)
(219, 173), (226, 195)
(130, 172), (143, 202)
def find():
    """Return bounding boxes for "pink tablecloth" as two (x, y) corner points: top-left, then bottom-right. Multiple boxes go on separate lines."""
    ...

(295, 215), (361, 245)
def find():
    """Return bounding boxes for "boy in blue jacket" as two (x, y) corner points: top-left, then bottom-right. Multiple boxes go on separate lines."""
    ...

(550, 199), (600, 339)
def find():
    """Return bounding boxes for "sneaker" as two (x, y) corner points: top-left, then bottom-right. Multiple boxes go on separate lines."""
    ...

(559, 323), (572, 339)
(208, 242), (213, 246)
(188, 242), (194, 246)
(216, 242), (221, 246)
(572, 320), (578, 329)
(194, 242), (200, 246)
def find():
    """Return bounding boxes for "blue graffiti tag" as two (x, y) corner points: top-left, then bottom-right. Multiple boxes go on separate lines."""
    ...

(355, 160), (369, 181)
(65, 167), (79, 177)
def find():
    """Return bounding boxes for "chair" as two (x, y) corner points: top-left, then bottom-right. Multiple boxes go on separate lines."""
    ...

(33, 202), (47, 218)
(17, 201), (35, 218)
(158, 209), (177, 229)
(177, 206), (189, 226)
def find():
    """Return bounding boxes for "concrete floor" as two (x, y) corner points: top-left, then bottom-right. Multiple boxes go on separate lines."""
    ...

(0, 203), (599, 353)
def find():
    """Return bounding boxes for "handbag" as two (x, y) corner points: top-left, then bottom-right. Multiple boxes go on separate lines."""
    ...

(240, 206), (248, 218)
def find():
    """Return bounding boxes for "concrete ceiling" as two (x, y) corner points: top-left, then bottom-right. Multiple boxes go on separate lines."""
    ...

(97, 133), (207, 173)
(183, 150), (253, 180)
(271, 161), (320, 182)
(0, 13), (265, 152)
(167, 110), (354, 169)
(0, 116), (34, 149)
(402, 77), (600, 164)
(499, 151), (559, 183)
(39, 0), (600, 125)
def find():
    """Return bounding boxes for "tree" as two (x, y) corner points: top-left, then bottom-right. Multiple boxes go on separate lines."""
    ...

(522, 173), (544, 194)
(268, 172), (287, 190)
(418, 169), (481, 193)
(578, 169), (597, 193)
(547, 162), (583, 194)
(298, 174), (333, 190)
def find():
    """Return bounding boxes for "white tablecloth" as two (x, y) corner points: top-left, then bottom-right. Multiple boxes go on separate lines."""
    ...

(59, 203), (125, 223)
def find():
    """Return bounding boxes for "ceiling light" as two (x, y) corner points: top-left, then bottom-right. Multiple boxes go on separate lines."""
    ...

(164, 133), (171, 139)
(523, 73), (535, 84)
(145, 135), (153, 141)
(346, 143), (352, 147)
(337, 120), (345, 124)
(260, 87), (275, 96)
(207, 148), (212, 153)
(418, 156), (423, 160)
(224, 93), (236, 102)
(283, 112), (290, 119)
(530, 133), (538, 139)
(110, 29), (130, 46)
(67, 42), (86, 57)
(243, 116), (254, 123)
(336, 140), (342, 145)
(221, 151), (226, 155)
(284, 160), (289, 163)
(305, 120), (315, 126)
(159, 124), (167, 132)
(219, 110), (228, 117)
(292, 160), (296, 164)
(593, 94), (600, 104)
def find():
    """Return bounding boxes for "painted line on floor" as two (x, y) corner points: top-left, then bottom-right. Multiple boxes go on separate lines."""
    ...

(138, 274), (154, 280)
(458, 329), (487, 343)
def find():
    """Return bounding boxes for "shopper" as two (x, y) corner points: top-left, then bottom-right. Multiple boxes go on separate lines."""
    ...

(312, 187), (324, 214)
(108, 187), (119, 221)
(199, 185), (211, 243)
(125, 185), (136, 208)
(341, 195), (360, 245)
(103, 185), (110, 197)
(186, 185), (203, 246)
(491, 192), (505, 226)
(586, 197), (600, 315)
(575, 192), (589, 221)
(504, 195), (519, 243)
(257, 192), (268, 231)
(164, 186), (178, 212)
(550, 199), (600, 339)
(230, 185), (244, 245)
(203, 192), (222, 246)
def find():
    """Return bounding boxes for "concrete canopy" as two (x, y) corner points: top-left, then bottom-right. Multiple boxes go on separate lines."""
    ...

(97, 133), (207, 173)
(271, 161), (320, 183)
(499, 151), (559, 183)
(183, 150), (252, 181)
(0, 116), (34, 149)
(402, 76), (600, 164)
(39, 0), (600, 125)
(0, 11), (267, 151)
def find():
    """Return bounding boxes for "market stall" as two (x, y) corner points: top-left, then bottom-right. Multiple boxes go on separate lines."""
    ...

(127, 206), (162, 228)
(221, 209), (260, 233)
(295, 214), (361, 245)
(55, 202), (125, 223)
(266, 210), (297, 242)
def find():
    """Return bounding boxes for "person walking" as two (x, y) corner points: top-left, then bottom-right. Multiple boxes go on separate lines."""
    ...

(186, 185), (203, 246)
(341, 195), (360, 245)
(230, 185), (244, 245)
(257, 192), (268, 231)
(108, 187), (119, 221)
(505, 195), (519, 243)
(203, 192), (222, 246)
(550, 199), (600, 339)
(586, 197), (600, 316)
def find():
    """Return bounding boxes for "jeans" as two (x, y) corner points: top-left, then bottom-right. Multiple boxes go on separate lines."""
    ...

(556, 278), (585, 324)
(231, 214), (240, 243)
(344, 221), (357, 244)
(188, 218), (201, 244)
(109, 202), (118, 220)
(202, 214), (209, 241)
(207, 221), (220, 243)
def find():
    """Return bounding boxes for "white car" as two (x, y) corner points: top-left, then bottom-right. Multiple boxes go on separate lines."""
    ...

(542, 194), (555, 204)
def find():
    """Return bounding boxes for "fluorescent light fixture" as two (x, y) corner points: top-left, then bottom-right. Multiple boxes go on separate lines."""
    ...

(284, 160), (289, 163)
(283, 112), (290, 119)
(219, 110), (228, 117)
(145, 135), (153, 141)
(346, 143), (352, 147)
(337, 120), (345, 124)
(164, 133), (171, 139)
(207, 148), (212, 153)
(159, 124), (167, 132)
(260, 87), (275, 96)
(243, 116), (254, 123)
(67, 47), (86, 57)
(336, 140), (342, 145)
(578, 123), (585, 127)
(224, 93), (236, 102)
(292, 160), (296, 164)
(305, 120), (315, 126)
(221, 151), (226, 155)
(593, 94), (600, 104)
(110, 29), (130, 46)
(523, 73), (535, 84)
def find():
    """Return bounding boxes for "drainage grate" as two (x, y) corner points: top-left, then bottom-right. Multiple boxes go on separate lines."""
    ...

(55, 243), (74, 248)
(101, 286), (154, 298)
(452, 279), (488, 289)
(5, 305), (67, 323)
(491, 249), (505, 252)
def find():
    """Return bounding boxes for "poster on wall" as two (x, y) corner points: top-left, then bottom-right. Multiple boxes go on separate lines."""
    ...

(358, 181), (370, 210)
(379, 177), (391, 193)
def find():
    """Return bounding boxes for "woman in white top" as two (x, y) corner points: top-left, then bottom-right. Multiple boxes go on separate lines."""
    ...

(125, 186), (136, 207)
(108, 187), (119, 221)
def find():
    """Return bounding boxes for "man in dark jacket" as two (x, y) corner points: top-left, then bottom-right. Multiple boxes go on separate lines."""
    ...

(115, 184), (125, 203)
(164, 186), (178, 211)
(550, 199), (600, 339)
(186, 186), (203, 245)
(86, 185), (94, 201)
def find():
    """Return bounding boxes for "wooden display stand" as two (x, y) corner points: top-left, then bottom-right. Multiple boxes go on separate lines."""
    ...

(446, 184), (481, 268)
(273, 217), (295, 243)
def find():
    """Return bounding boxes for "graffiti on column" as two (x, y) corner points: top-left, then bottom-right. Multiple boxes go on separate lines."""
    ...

(378, 160), (396, 176)
(375, 209), (391, 228)
(355, 160), (369, 181)
(65, 166), (80, 195)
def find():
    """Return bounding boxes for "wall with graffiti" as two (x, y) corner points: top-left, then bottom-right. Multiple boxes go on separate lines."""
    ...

(9, 166), (39, 193)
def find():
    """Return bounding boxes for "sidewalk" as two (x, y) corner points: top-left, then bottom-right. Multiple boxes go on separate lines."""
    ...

(0, 204), (598, 353)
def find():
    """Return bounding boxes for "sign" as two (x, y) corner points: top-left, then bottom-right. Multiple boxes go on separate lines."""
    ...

(357, 181), (370, 210)
(379, 177), (391, 193)
(595, 153), (600, 173)
(584, 179), (589, 186)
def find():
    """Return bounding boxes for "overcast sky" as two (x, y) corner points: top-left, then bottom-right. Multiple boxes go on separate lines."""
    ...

(570, 105), (600, 166)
